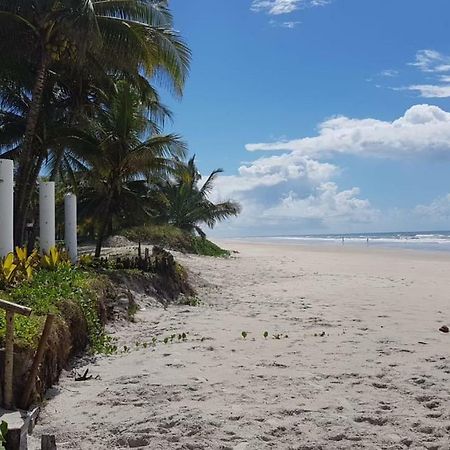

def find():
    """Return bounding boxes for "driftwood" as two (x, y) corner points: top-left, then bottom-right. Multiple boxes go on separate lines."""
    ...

(74, 368), (99, 382)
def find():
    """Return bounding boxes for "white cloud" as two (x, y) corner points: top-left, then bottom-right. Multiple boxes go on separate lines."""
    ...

(263, 183), (377, 223)
(394, 50), (450, 98)
(281, 20), (301, 28)
(210, 105), (450, 236)
(403, 84), (450, 98)
(209, 146), (376, 235)
(380, 69), (399, 78)
(415, 194), (450, 219)
(211, 154), (338, 201)
(251, 0), (331, 15)
(246, 104), (450, 159)
(409, 50), (450, 74)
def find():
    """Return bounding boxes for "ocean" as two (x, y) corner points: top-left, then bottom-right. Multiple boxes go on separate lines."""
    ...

(251, 231), (450, 253)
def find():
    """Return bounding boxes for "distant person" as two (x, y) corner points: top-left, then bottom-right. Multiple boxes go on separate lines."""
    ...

(342, 237), (344, 244)
(366, 237), (369, 245)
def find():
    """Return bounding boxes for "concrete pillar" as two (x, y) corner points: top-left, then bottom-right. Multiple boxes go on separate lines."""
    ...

(0, 159), (14, 258)
(39, 181), (55, 254)
(64, 193), (77, 264)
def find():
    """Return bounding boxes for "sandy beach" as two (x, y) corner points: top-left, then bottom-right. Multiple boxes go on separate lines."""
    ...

(29, 241), (450, 449)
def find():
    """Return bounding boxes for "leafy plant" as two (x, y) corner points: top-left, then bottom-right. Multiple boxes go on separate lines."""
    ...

(0, 247), (40, 288)
(0, 421), (7, 450)
(41, 246), (70, 271)
(181, 296), (202, 306)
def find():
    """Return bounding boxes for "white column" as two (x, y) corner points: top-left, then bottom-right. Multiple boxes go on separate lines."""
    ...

(0, 159), (14, 258)
(64, 193), (77, 264)
(39, 181), (55, 254)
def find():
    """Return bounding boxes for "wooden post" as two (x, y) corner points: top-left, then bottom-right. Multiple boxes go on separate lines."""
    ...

(41, 434), (56, 450)
(20, 314), (54, 409)
(0, 299), (32, 410)
(4, 310), (14, 411)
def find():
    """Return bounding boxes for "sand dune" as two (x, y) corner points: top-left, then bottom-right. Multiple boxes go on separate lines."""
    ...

(29, 241), (450, 449)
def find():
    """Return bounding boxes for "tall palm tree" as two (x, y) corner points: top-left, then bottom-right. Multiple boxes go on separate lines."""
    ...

(68, 81), (186, 256)
(0, 0), (190, 245)
(155, 157), (241, 238)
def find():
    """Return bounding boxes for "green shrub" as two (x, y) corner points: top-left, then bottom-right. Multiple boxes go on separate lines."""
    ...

(0, 266), (112, 353)
(121, 224), (229, 257)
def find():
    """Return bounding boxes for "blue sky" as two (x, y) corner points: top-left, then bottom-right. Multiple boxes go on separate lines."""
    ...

(165, 0), (450, 236)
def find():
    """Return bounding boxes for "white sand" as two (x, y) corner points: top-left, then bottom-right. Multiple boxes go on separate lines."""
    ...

(29, 241), (450, 449)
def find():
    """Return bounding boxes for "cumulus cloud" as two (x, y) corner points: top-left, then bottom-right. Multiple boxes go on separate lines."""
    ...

(251, 0), (331, 15)
(263, 183), (377, 223)
(246, 104), (450, 159)
(210, 105), (450, 236)
(209, 142), (376, 235)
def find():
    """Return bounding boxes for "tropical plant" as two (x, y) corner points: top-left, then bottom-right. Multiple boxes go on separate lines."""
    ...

(0, 0), (190, 245)
(0, 247), (40, 288)
(153, 156), (241, 237)
(71, 81), (186, 256)
(41, 246), (71, 271)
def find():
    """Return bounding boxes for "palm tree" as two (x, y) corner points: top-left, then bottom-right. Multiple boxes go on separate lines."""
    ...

(68, 81), (186, 257)
(155, 157), (241, 238)
(0, 0), (190, 245)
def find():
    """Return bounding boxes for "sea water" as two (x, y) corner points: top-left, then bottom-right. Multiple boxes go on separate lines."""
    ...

(256, 231), (450, 253)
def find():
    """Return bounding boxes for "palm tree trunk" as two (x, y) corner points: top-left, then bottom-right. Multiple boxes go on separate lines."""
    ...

(14, 53), (49, 246)
(95, 199), (113, 258)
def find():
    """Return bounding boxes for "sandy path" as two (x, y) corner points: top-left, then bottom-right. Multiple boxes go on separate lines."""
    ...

(29, 242), (450, 449)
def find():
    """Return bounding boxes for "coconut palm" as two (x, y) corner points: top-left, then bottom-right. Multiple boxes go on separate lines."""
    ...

(67, 81), (186, 256)
(0, 0), (190, 244)
(154, 157), (241, 238)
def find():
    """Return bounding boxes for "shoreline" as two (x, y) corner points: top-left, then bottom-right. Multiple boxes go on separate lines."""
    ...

(215, 237), (450, 260)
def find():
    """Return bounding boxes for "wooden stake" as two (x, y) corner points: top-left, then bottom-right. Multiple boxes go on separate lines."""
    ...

(20, 314), (55, 409)
(41, 434), (57, 450)
(4, 310), (14, 410)
(0, 299), (31, 410)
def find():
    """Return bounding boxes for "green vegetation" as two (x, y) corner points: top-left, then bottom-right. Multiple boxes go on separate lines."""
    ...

(0, 266), (112, 353)
(0, 421), (6, 450)
(0, 1), (240, 253)
(122, 225), (230, 257)
(150, 156), (241, 239)
(0, 0), (190, 247)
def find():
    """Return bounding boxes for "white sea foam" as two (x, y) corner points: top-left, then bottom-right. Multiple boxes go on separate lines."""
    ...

(260, 231), (450, 252)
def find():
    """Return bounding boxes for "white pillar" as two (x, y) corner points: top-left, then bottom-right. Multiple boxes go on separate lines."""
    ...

(39, 181), (55, 254)
(64, 193), (77, 264)
(0, 159), (14, 258)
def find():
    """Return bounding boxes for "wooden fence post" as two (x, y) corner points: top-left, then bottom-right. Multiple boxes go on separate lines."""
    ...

(20, 314), (54, 409)
(0, 299), (32, 410)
